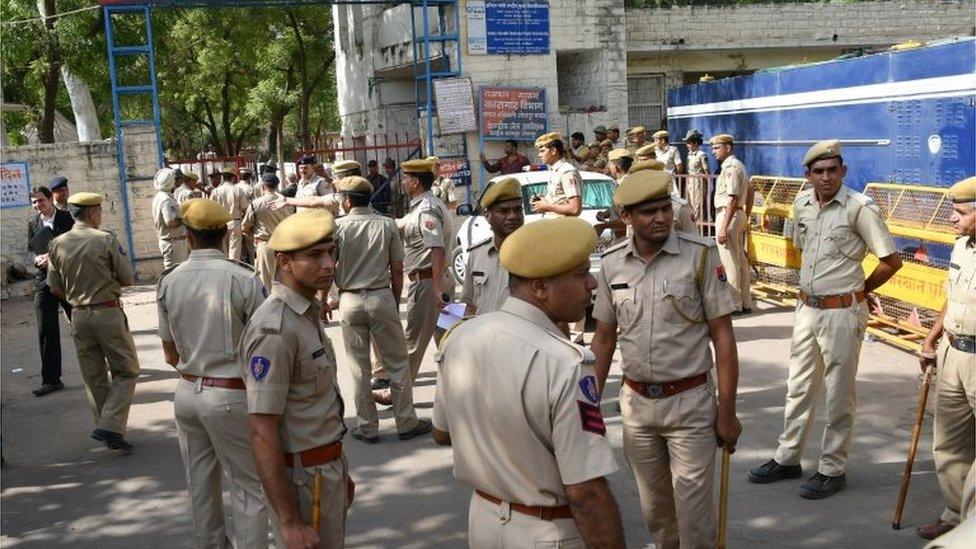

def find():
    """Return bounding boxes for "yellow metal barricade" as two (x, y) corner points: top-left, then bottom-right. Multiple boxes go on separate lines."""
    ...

(746, 178), (953, 352)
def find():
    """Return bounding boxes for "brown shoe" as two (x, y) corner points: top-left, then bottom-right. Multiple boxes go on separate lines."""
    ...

(372, 388), (392, 407)
(917, 519), (955, 540)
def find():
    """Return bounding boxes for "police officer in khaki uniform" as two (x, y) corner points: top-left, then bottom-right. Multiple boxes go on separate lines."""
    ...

(279, 160), (353, 216)
(709, 134), (753, 314)
(461, 178), (524, 316)
(749, 140), (902, 498)
(917, 177), (976, 539)
(628, 160), (697, 234)
(427, 156), (461, 301)
(151, 167), (188, 270)
(592, 139), (613, 174)
(590, 169), (740, 548)
(533, 132), (583, 218)
(683, 130), (711, 221)
(240, 209), (354, 549)
(211, 169), (249, 260)
(243, 173), (293, 289)
(652, 130), (683, 174)
(174, 171), (205, 204)
(294, 155), (332, 212)
(635, 143), (656, 162)
(157, 198), (269, 549)
(607, 125), (621, 147)
(47, 192), (140, 452)
(433, 216), (626, 549)
(332, 175), (431, 443)
(626, 126), (647, 155)
(236, 168), (256, 201)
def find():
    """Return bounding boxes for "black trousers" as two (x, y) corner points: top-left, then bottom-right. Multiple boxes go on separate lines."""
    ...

(34, 285), (72, 385)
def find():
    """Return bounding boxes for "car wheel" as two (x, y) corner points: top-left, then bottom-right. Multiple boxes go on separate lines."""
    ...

(451, 245), (466, 285)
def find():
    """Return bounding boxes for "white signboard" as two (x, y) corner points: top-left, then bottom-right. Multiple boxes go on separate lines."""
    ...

(1, 162), (31, 209)
(466, 0), (487, 54)
(433, 78), (477, 135)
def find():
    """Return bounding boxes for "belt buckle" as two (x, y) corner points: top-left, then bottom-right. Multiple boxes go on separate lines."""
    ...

(645, 383), (664, 398)
(807, 294), (822, 308)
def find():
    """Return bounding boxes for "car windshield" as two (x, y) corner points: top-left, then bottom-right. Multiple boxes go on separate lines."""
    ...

(521, 179), (615, 213)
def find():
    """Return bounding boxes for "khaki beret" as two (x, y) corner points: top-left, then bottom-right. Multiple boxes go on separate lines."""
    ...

(709, 134), (734, 145)
(185, 172), (199, 182)
(599, 139), (613, 148)
(535, 132), (563, 149)
(629, 159), (666, 173)
(221, 168), (235, 176)
(802, 139), (843, 167)
(626, 126), (646, 136)
(480, 177), (522, 209)
(500, 217), (597, 279)
(336, 175), (373, 195)
(180, 198), (231, 230)
(614, 169), (672, 207)
(652, 130), (669, 140)
(635, 144), (656, 158)
(949, 177), (976, 203)
(425, 156), (439, 163)
(332, 160), (361, 174)
(401, 158), (433, 174)
(608, 148), (634, 162)
(269, 209), (336, 252)
(67, 192), (102, 207)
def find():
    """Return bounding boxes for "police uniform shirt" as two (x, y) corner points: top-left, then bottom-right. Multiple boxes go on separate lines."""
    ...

(235, 181), (255, 201)
(174, 185), (202, 204)
(686, 150), (709, 175)
(672, 196), (697, 233)
(433, 297), (617, 506)
(211, 182), (249, 220)
(242, 194), (293, 241)
(593, 232), (737, 382)
(335, 206), (404, 290)
(432, 176), (459, 204)
(944, 235), (975, 336)
(792, 185), (896, 296)
(152, 191), (185, 240)
(157, 249), (266, 378)
(461, 238), (509, 315)
(714, 155), (747, 210)
(402, 191), (450, 275)
(296, 175), (330, 201)
(545, 158), (583, 209)
(47, 222), (132, 306)
(656, 145), (682, 173)
(239, 284), (345, 453)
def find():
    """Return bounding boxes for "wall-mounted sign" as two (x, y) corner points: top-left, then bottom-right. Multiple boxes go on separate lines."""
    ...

(433, 78), (477, 135)
(467, 0), (550, 56)
(1, 162), (31, 209)
(479, 86), (547, 141)
(438, 156), (472, 188)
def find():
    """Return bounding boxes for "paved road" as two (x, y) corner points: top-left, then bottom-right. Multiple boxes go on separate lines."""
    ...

(0, 285), (942, 548)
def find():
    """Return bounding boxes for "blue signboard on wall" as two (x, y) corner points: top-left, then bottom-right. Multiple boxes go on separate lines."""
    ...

(467, 1), (550, 56)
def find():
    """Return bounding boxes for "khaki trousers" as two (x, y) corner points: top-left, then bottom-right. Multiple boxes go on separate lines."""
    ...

(70, 307), (140, 433)
(372, 277), (437, 384)
(687, 176), (706, 221)
(271, 455), (349, 549)
(226, 220), (243, 261)
(467, 491), (583, 549)
(621, 381), (717, 549)
(933, 336), (976, 525)
(715, 208), (751, 310)
(174, 378), (268, 549)
(159, 237), (189, 270)
(774, 301), (868, 476)
(338, 289), (419, 437)
(254, 241), (276, 290)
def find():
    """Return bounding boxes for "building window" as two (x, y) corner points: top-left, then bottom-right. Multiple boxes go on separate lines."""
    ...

(628, 74), (665, 130)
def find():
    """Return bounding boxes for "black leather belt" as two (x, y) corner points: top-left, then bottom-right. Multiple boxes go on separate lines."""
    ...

(948, 332), (976, 354)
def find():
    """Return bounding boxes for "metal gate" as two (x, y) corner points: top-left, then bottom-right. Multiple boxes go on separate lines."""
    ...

(628, 74), (666, 130)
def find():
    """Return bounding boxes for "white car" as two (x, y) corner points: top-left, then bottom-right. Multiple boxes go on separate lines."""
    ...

(452, 170), (617, 284)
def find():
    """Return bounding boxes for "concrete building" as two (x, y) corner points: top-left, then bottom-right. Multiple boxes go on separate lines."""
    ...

(333, 0), (974, 199)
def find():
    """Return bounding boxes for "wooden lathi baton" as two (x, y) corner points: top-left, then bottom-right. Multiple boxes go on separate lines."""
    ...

(892, 364), (935, 530)
(718, 447), (731, 549)
(311, 470), (324, 531)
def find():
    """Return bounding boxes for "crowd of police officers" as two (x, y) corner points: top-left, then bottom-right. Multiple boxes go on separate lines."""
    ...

(24, 125), (976, 548)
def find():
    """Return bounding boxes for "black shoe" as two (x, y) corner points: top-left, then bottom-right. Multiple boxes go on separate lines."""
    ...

(91, 428), (133, 453)
(350, 427), (379, 444)
(33, 382), (64, 397)
(799, 472), (846, 499)
(371, 378), (390, 390)
(748, 459), (803, 484)
(398, 419), (433, 440)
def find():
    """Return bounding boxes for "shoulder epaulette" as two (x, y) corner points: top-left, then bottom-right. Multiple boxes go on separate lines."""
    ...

(600, 239), (628, 258)
(466, 236), (492, 252)
(676, 231), (716, 248)
(438, 316), (470, 348)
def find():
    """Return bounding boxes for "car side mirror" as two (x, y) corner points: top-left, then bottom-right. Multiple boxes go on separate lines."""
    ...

(456, 203), (474, 216)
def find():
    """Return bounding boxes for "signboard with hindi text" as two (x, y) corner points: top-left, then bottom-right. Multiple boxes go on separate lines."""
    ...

(1, 162), (31, 209)
(466, 0), (550, 55)
(437, 156), (472, 188)
(479, 86), (547, 141)
(433, 78), (477, 135)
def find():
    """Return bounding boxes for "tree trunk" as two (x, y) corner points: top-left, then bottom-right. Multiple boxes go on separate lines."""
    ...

(61, 67), (101, 141)
(37, 0), (61, 144)
(275, 122), (285, 184)
(221, 71), (233, 156)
